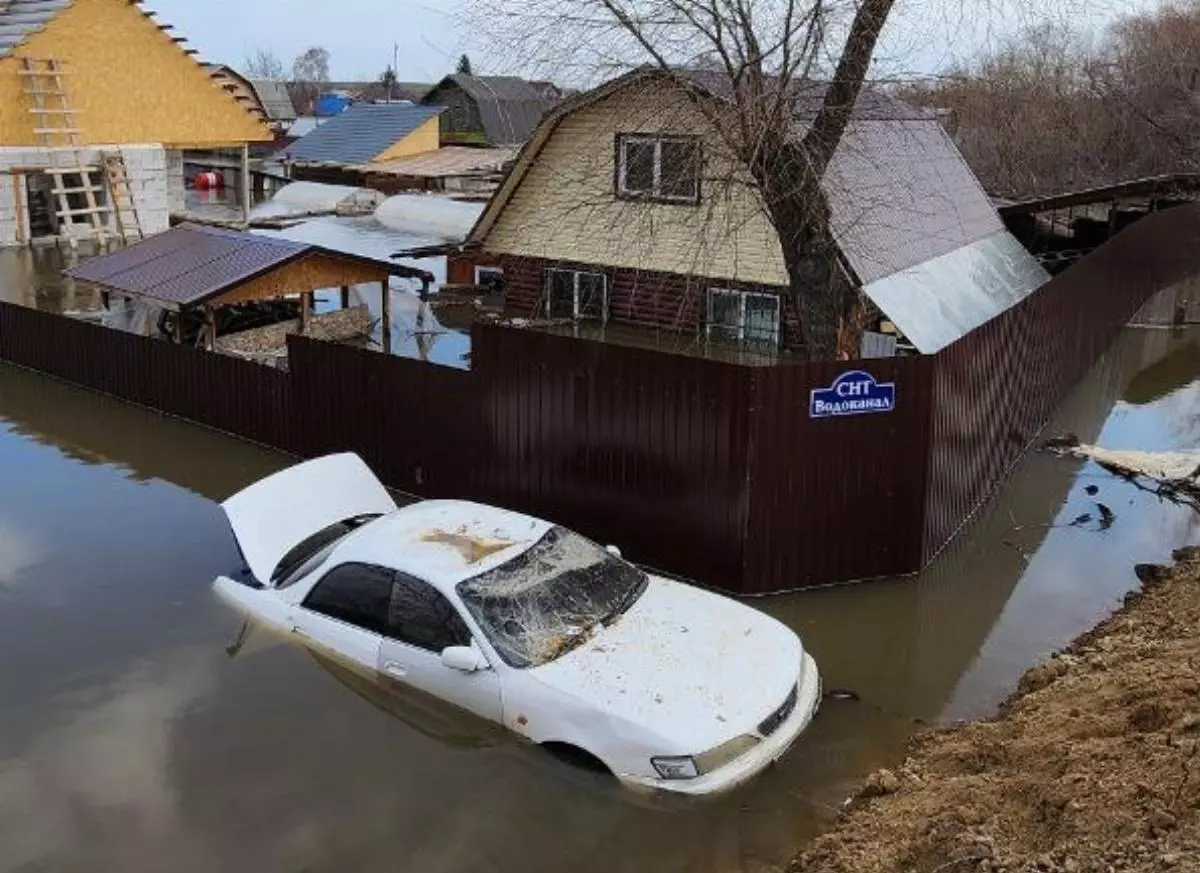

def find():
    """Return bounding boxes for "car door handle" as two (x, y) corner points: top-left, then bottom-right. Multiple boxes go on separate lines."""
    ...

(383, 661), (407, 678)
(291, 625), (309, 638)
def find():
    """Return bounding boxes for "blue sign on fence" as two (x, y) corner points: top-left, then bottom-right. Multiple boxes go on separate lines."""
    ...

(810, 370), (896, 419)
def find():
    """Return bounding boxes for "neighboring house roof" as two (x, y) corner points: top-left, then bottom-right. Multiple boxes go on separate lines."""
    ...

(367, 145), (518, 177)
(0, 2), (270, 145)
(0, 0), (206, 61)
(321, 80), (434, 103)
(204, 63), (265, 119)
(424, 74), (560, 145)
(470, 68), (1046, 354)
(286, 116), (321, 138)
(249, 78), (297, 122)
(281, 103), (443, 165)
(0, 0), (72, 59)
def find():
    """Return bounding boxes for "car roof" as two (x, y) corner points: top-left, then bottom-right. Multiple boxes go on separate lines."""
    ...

(331, 500), (554, 593)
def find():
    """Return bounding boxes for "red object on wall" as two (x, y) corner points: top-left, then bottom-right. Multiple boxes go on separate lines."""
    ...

(194, 171), (224, 190)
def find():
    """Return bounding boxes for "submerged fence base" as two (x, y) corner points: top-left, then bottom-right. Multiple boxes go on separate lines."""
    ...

(3, 205), (1198, 594)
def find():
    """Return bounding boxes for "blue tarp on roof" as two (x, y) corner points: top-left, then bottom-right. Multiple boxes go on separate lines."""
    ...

(282, 103), (444, 165)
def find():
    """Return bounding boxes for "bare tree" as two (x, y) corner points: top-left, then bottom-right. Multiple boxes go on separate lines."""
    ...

(292, 46), (332, 118)
(475, 0), (897, 359)
(244, 47), (286, 80)
(902, 3), (1200, 199)
(292, 46), (332, 86)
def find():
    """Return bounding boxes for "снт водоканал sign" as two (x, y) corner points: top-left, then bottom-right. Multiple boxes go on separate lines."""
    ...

(809, 370), (896, 419)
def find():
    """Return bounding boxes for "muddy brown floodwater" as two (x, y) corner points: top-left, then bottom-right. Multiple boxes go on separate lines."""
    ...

(0, 326), (1196, 873)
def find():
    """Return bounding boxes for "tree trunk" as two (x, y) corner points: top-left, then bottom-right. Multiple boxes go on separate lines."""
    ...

(750, 138), (847, 359)
(748, 0), (895, 360)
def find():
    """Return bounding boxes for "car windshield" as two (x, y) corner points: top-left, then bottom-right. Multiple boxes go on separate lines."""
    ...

(456, 526), (648, 669)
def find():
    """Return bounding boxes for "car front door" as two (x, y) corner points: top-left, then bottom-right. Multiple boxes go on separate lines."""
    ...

(291, 562), (393, 674)
(377, 572), (503, 723)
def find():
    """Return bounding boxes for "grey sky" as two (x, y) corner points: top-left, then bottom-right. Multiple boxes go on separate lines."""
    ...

(150, 0), (1151, 84)
(150, 0), (472, 82)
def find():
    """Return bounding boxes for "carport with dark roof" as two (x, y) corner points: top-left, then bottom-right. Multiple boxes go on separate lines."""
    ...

(64, 224), (434, 352)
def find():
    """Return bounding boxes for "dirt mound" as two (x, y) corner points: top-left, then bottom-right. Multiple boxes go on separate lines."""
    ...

(792, 551), (1200, 873)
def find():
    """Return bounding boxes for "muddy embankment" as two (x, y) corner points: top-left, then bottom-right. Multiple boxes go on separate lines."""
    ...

(793, 546), (1200, 873)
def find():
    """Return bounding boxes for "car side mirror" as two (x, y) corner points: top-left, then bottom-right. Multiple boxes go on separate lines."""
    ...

(442, 645), (486, 673)
(605, 544), (622, 558)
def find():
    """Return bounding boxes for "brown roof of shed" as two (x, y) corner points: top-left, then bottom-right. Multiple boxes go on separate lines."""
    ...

(65, 224), (431, 308)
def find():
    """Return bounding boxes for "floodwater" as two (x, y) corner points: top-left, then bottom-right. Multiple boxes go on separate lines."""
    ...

(0, 325), (1196, 872)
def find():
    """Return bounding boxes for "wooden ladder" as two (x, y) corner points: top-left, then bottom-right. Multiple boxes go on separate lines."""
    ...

(103, 151), (144, 244)
(18, 57), (109, 247)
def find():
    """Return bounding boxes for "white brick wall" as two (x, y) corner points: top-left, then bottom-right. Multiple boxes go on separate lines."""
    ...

(166, 149), (186, 214)
(0, 144), (172, 246)
(0, 172), (16, 247)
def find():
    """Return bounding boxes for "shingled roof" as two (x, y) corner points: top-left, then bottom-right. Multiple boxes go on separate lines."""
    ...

(281, 103), (444, 165)
(0, 0), (71, 58)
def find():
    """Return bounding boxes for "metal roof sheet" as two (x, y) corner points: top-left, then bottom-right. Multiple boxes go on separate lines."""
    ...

(63, 224), (424, 308)
(281, 103), (444, 165)
(861, 230), (1049, 354)
(249, 78), (297, 122)
(365, 145), (517, 177)
(823, 119), (1005, 284)
(424, 74), (558, 145)
(0, 0), (72, 58)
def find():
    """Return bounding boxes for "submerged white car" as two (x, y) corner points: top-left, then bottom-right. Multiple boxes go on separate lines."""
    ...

(215, 453), (821, 795)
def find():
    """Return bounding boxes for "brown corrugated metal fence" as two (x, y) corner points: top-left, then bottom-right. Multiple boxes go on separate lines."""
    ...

(470, 326), (758, 586)
(1, 204), (1198, 593)
(0, 304), (296, 453)
(922, 202), (1200, 561)
(744, 357), (935, 593)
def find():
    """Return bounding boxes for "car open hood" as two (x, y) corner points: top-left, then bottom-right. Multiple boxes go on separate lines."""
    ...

(528, 577), (803, 753)
(222, 453), (397, 583)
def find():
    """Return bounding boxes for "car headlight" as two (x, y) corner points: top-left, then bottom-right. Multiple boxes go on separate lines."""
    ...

(652, 734), (761, 780)
(651, 756), (699, 780)
(695, 734), (760, 774)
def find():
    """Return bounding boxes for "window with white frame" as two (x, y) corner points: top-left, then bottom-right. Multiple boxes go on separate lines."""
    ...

(616, 135), (701, 203)
(546, 269), (608, 322)
(475, 265), (505, 293)
(707, 289), (781, 347)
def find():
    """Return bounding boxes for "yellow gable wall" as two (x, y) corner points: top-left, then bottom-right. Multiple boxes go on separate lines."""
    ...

(480, 79), (790, 287)
(0, 0), (271, 147)
(371, 116), (441, 163)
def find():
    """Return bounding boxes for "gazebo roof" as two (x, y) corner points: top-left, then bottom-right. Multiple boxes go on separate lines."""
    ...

(64, 224), (433, 310)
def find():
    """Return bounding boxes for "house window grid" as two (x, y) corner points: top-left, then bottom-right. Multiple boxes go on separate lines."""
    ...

(706, 288), (782, 347)
(616, 134), (701, 204)
(544, 268), (609, 323)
